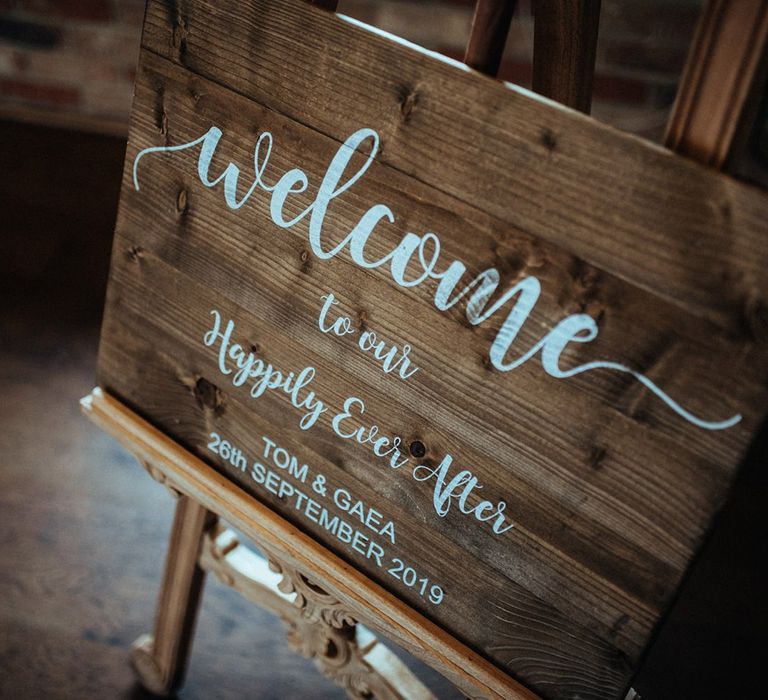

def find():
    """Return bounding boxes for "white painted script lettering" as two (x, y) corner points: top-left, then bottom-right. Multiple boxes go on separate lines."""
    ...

(413, 456), (514, 535)
(134, 126), (741, 431)
(318, 292), (419, 380)
(203, 310), (327, 430)
(331, 396), (411, 470)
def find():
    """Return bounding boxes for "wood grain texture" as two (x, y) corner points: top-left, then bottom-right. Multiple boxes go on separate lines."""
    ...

(532, 0), (601, 114)
(464, 0), (517, 76)
(3, 118), (766, 700)
(665, 0), (768, 168)
(96, 1), (768, 699)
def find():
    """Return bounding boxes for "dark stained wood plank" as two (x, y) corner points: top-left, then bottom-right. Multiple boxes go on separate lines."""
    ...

(124, 51), (766, 464)
(3, 119), (767, 700)
(138, 0), (768, 337)
(532, 0), (601, 114)
(464, 0), (517, 76)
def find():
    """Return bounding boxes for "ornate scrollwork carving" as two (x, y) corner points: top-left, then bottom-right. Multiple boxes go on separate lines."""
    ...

(266, 554), (358, 629)
(282, 615), (375, 699)
(197, 527), (433, 699)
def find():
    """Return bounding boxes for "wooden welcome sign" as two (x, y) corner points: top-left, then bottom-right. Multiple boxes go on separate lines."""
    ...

(96, 1), (768, 698)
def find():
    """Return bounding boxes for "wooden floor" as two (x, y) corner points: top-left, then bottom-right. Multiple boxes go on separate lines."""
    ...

(0, 120), (766, 699)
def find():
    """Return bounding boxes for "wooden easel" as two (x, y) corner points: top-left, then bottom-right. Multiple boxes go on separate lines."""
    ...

(82, 1), (768, 698)
(82, 388), (532, 699)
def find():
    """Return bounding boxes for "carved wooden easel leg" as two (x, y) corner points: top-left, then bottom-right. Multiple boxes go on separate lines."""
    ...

(199, 523), (436, 700)
(131, 493), (216, 695)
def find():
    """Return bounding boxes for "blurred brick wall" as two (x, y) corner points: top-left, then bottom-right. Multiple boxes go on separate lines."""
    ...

(0, 0), (702, 139)
(0, 0), (144, 133)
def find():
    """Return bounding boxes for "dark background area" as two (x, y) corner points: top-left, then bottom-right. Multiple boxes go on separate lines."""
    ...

(1, 1), (767, 699)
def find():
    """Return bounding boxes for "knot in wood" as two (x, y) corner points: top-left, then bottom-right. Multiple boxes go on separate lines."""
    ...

(125, 245), (144, 263)
(172, 15), (188, 48)
(193, 377), (225, 413)
(540, 127), (558, 151)
(588, 445), (607, 470)
(409, 440), (426, 459)
(172, 15), (189, 61)
(176, 188), (188, 214)
(398, 86), (419, 122)
(299, 248), (312, 272)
